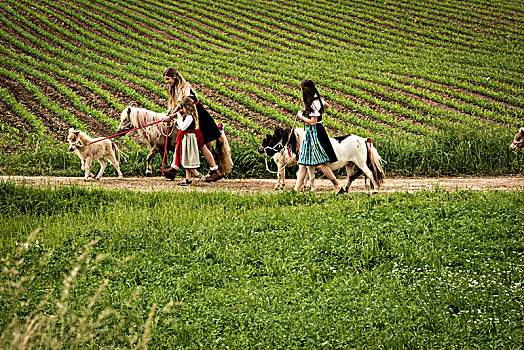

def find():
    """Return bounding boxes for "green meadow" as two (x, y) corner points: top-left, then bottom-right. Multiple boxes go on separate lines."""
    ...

(1, 182), (523, 348)
(1, 0), (523, 347)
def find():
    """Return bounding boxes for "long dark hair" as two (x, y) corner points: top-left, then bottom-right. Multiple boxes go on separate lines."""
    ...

(301, 79), (323, 116)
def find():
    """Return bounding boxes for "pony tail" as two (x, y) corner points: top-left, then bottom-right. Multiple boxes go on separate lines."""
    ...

(211, 127), (233, 174)
(366, 139), (385, 187)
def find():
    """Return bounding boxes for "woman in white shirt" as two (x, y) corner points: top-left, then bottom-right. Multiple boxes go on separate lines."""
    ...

(294, 79), (341, 193)
(162, 68), (222, 182)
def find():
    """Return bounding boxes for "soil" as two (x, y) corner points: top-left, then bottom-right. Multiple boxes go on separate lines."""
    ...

(2, 175), (523, 194)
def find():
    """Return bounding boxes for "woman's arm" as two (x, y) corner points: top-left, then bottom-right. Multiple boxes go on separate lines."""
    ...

(163, 110), (178, 122)
(297, 111), (318, 126)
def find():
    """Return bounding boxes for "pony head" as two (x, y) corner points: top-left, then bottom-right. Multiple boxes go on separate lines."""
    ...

(67, 128), (82, 151)
(258, 127), (289, 156)
(510, 127), (524, 152)
(117, 107), (133, 133)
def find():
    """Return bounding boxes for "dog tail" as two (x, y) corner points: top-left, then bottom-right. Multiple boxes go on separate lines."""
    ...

(366, 138), (385, 188)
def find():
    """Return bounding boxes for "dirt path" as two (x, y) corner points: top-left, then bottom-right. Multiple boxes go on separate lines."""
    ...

(2, 175), (524, 194)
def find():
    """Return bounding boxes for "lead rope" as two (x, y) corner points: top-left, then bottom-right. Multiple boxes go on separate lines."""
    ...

(160, 122), (170, 175)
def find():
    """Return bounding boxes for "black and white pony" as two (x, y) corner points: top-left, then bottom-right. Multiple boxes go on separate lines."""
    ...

(259, 127), (385, 192)
(117, 106), (232, 176)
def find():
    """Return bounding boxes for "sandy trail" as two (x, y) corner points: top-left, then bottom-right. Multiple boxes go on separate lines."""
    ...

(2, 175), (523, 194)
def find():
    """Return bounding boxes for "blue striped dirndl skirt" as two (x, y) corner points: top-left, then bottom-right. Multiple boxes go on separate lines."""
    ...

(298, 124), (330, 165)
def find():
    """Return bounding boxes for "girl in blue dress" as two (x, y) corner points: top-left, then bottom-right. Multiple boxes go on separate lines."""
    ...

(294, 79), (341, 193)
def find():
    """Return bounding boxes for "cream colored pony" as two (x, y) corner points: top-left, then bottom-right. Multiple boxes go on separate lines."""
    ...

(67, 128), (123, 181)
(116, 107), (172, 175)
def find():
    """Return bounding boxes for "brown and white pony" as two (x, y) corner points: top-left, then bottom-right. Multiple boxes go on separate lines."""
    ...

(510, 127), (524, 152)
(258, 127), (307, 190)
(259, 127), (385, 192)
(117, 106), (233, 175)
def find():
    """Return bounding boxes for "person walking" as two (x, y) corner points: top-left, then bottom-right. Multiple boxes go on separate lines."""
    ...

(294, 79), (341, 193)
(171, 96), (204, 186)
(162, 68), (223, 182)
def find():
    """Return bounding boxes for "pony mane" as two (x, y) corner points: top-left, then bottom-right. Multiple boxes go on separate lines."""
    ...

(129, 107), (166, 127)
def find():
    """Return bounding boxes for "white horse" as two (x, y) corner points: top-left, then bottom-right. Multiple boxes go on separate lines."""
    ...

(67, 128), (123, 181)
(117, 106), (233, 176)
(116, 106), (172, 175)
(260, 127), (385, 192)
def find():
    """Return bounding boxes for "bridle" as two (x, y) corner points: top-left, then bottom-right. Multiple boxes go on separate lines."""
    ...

(262, 130), (298, 174)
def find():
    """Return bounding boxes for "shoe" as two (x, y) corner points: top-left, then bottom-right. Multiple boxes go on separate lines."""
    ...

(178, 179), (192, 186)
(193, 173), (204, 185)
(204, 169), (222, 182)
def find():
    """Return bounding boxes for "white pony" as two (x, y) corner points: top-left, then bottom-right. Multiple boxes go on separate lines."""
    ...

(67, 128), (123, 181)
(116, 106), (172, 175)
(117, 106), (233, 176)
(260, 127), (385, 192)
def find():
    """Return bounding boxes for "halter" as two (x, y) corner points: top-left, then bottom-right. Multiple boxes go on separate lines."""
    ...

(262, 110), (301, 174)
(262, 130), (300, 174)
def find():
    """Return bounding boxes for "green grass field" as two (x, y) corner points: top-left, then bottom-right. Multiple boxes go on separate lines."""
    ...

(1, 182), (523, 348)
(1, 0), (524, 347)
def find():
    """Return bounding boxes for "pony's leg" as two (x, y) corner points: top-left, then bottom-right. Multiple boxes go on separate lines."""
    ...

(345, 163), (364, 191)
(145, 146), (160, 175)
(275, 166), (285, 190)
(344, 164), (353, 192)
(360, 166), (379, 193)
(83, 159), (93, 181)
(107, 154), (123, 179)
(95, 159), (107, 180)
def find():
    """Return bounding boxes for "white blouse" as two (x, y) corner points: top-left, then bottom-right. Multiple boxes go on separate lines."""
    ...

(297, 98), (325, 117)
(309, 99), (325, 117)
(177, 114), (194, 131)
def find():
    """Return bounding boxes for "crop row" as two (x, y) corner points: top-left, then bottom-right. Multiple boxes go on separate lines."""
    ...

(0, 0), (521, 154)
(70, 0), (524, 129)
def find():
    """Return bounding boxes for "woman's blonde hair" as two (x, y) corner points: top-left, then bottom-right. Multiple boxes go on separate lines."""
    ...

(163, 68), (191, 110)
(180, 96), (199, 129)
